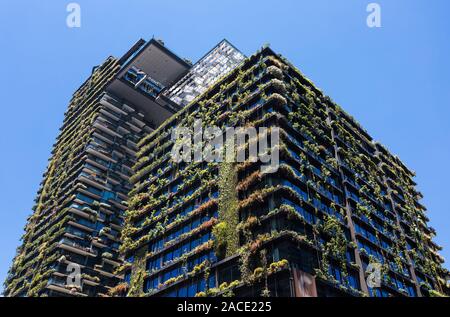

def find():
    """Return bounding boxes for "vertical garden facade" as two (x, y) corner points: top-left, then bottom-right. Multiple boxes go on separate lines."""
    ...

(120, 46), (448, 297)
(3, 57), (140, 296)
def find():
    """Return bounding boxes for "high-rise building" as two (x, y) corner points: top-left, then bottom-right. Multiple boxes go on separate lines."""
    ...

(5, 38), (448, 298)
(118, 45), (448, 297)
(3, 39), (197, 297)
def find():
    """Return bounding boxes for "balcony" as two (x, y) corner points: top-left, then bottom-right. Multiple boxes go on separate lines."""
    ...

(58, 238), (97, 257)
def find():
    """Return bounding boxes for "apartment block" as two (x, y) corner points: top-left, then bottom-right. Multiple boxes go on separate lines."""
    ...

(117, 45), (448, 298)
(4, 39), (194, 296)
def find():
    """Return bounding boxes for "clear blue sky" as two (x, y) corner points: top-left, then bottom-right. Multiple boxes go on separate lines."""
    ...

(1, 0), (449, 288)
